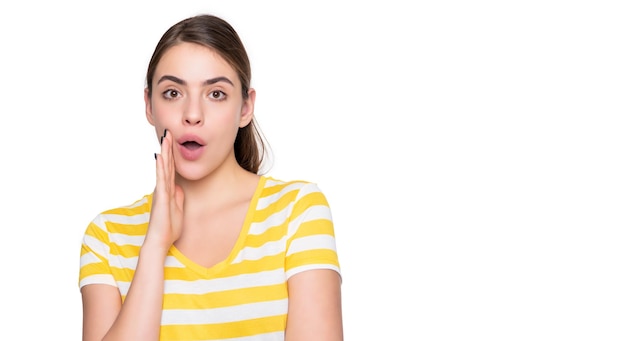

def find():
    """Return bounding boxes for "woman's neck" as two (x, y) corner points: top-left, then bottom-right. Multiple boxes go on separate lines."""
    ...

(176, 164), (259, 213)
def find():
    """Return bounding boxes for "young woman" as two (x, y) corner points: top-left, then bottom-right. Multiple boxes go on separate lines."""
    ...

(78, 14), (343, 341)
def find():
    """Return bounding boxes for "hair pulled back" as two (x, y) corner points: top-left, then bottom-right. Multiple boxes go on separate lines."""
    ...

(146, 14), (267, 174)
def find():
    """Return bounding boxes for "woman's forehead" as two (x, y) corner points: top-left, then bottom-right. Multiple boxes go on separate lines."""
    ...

(155, 43), (238, 84)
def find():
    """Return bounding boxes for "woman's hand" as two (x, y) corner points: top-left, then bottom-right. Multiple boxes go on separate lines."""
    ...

(147, 129), (184, 250)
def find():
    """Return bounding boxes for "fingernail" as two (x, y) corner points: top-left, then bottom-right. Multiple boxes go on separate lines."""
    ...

(160, 129), (168, 145)
(154, 153), (157, 160)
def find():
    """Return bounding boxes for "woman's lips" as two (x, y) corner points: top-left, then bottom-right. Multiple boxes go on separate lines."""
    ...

(177, 134), (206, 161)
(178, 143), (205, 161)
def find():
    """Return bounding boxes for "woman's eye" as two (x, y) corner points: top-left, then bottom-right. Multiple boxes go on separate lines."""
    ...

(163, 89), (180, 99)
(209, 90), (226, 101)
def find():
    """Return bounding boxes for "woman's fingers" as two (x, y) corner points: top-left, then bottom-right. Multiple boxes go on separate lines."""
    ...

(150, 128), (181, 246)
(160, 129), (172, 194)
(155, 129), (170, 197)
(156, 129), (176, 194)
(161, 129), (184, 239)
(165, 132), (177, 196)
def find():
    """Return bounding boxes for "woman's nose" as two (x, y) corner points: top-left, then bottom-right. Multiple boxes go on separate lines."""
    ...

(183, 97), (203, 126)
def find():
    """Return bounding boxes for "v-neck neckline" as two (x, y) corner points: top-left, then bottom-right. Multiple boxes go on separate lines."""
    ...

(161, 175), (267, 277)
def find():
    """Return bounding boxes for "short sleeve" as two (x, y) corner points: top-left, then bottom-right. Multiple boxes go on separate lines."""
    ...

(284, 183), (340, 280)
(78, 215), (117, 289)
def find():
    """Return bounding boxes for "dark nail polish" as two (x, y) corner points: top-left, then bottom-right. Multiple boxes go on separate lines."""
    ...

(163, 129), (168, 138)
(154, 153), (157, 160)
(160, 136), (164, 145)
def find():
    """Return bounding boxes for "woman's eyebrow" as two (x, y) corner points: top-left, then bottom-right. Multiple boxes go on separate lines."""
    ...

(157, 75), (234, 86)
(204, 76), (234, 86)
(157, 75), (186, 85)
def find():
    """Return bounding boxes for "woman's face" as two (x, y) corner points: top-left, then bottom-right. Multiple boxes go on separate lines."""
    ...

(145, 42), (255, 180)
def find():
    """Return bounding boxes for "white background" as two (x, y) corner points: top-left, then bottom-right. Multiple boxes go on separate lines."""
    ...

(1, 0), (625, 340)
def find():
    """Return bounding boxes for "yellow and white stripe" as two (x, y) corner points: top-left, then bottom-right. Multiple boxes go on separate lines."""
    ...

(79, 176), (340, 340)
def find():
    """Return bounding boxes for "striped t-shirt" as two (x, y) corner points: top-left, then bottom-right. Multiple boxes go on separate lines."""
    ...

(78, 176), (340, 340)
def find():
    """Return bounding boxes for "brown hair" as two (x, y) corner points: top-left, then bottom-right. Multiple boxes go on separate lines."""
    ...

(145, 14), (268, 174)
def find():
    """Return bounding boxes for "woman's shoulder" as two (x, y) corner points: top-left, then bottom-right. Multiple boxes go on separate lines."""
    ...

(259, 175), (330, 206)
(99, 193), (152, 215)
(261, 175), (325, 194)
(88, 193), (153, 229)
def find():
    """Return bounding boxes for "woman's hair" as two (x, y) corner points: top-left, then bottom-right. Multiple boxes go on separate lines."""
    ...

(145, 14), (268, 174)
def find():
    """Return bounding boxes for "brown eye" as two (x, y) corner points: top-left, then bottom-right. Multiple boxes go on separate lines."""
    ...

(163, 89), (180, 99)
(209, 90), (226, 101)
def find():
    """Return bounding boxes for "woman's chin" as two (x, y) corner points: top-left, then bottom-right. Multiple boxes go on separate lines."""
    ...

(175, 165), (211, 182)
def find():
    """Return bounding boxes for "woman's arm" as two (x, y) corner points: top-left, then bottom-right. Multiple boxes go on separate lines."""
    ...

(81, 284), (121, 340)
(81, 243), (168, 341)
(285, 269), (343, 341)
(81, 131), (183, 341)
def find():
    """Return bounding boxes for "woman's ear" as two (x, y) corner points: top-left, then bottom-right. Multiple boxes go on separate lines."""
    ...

(145, 88), (155, 126)
(239, 88), (256, 128)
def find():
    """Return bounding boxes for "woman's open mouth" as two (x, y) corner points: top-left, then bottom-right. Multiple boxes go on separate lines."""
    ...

(177, 135), (206, 161)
